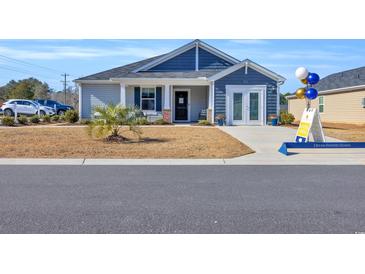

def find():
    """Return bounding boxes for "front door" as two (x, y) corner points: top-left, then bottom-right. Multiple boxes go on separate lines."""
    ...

(175, 91), (188, 121)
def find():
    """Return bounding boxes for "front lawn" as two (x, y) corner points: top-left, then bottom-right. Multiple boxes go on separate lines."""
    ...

(285, 122), (365, 142)
(0, 127), (253, 158)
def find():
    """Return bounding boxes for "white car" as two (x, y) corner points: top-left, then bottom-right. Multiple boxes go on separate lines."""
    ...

(1, 99), (55, 116)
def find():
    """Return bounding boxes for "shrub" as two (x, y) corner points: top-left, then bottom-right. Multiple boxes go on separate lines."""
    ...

(136, 117), (150, 125)
(64, 110), (79, 123)
(30, 115), (40, 124)
(280, 111), (295, 125)
(87, 104), (142, 141)
(18, 115), (28, 125)
(80, 119), (91, 125)
(197, 120), (212, 126)
(2, 116), (15, 126)
(59, 115), (65, 122)
(51, 115), (60, 122)
(153, 118), (170, 125)
(43, 115), (51, 123)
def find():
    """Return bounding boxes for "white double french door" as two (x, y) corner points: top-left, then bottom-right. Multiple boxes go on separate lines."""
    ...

(226, 86), (265, 125)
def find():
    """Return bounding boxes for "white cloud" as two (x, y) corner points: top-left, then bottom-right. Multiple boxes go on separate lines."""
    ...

(0, 45), (171, 60)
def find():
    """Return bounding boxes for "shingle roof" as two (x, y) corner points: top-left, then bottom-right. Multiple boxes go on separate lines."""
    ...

(76, 53), (223, 80)
(316, 66), (365, 91)
(76, 54), (165, 80)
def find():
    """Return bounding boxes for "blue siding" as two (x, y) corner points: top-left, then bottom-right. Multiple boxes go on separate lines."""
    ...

(214, 67), (278, 123)
(147, 48), (196, 71)
(198, 48), (233, 70)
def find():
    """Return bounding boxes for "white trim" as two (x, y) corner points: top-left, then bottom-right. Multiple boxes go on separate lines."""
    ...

(74, 80), (115, 84)
(209, 59), (286, 82)
(110, 78), (209, 86)
(133, 40), (240, 73)
(208, 82), (214, 123)
(140, 86), (157, 112)
(225, 85), (266, 126)
(78, 83), (82, 120)
(276, 83), (280, 117)
(286, 84), (365, 99)
(173, 88), (191, 122)
(120, 83), (126, 106)
(164, 84), (171, 109)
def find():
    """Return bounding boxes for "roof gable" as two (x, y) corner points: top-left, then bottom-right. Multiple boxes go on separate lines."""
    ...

(145, 47), (196, 71)
(209, 59), (286, 82)
(134, 39), (239, 72)
(198, 47), (233, 70)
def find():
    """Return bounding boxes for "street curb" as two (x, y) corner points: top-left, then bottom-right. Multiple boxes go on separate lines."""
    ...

(0, 157), (364, 165)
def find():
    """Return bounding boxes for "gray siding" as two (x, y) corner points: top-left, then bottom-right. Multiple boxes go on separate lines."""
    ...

(198, 48), (233, 70)
(81, 84), (120, 118)
(147, 48), (196, 71)
(214, 67), (278, 122)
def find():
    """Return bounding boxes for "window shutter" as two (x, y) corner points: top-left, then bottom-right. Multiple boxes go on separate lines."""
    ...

(134, 87), (141, 108)
(156, 87), (162, 111)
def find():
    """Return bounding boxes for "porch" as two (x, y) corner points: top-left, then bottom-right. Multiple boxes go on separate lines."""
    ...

(120, 82), (214, 123)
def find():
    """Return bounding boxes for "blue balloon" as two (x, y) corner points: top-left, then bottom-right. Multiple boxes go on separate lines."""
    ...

(307, 73), (320, 85)
(305, 88), (318, 100)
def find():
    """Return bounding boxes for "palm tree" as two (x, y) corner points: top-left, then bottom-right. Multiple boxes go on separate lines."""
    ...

(87, 104), (143, 141)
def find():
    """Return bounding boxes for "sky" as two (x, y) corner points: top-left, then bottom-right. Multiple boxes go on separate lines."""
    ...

(1, 39), (365, 93)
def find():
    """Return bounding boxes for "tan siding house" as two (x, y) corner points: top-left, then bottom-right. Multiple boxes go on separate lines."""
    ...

(287, 67), (365, 125)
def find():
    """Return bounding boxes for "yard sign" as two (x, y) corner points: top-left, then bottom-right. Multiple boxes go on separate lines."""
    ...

(295, 108), (325, 143)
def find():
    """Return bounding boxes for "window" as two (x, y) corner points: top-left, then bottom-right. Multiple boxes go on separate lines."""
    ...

(319, 96), (324, 113)
(46, 100), (58, 107)
(141, 87), (155, 111)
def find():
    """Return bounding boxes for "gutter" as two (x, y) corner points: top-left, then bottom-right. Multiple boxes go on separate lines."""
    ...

(286, 84), (365, 99)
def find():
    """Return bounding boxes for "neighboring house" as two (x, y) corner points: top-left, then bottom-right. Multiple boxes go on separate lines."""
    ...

(75, 40), (285, 125)
(287, 67), (365, 124)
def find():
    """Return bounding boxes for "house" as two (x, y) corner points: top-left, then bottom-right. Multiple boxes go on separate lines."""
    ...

(75, 40), (286, 125)
(287, 66), (365, 124)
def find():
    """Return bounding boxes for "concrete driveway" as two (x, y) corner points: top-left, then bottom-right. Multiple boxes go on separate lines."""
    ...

(219, 126), (365, 165)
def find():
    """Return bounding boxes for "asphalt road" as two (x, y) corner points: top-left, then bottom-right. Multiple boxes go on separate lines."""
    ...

(0, 165), (365, 233)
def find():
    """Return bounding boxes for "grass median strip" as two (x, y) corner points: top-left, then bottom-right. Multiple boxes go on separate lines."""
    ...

(0, 127), (253, 159)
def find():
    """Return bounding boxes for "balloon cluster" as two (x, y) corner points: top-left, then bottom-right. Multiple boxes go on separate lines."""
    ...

(295, 67), (320, 101)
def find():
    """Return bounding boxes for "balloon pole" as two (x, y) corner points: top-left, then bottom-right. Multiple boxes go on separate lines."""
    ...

(306, 83), (311, 109)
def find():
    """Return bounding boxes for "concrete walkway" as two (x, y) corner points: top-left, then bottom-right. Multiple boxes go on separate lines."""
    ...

(219, 126), (365, 165)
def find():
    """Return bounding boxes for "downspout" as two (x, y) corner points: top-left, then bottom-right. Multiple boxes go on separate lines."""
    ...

(277, 80), (284, 117)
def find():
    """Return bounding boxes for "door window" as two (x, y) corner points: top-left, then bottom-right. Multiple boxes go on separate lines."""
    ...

(233, 93), (242, 120)
(249, 92), (259, 121)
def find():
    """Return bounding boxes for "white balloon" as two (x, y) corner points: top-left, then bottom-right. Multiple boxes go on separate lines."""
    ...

(295, 67), (309, 80)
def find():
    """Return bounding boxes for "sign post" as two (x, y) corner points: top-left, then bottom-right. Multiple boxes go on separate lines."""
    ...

(295, 108), (325, 143)
(278, 66), (365, 155)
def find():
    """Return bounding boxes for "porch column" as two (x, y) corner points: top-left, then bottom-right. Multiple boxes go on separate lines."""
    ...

(78, 83), (82, 121)
(120, 83), (126, 106)
(163, 84), (172, 123)
(207, 82), (214, 123)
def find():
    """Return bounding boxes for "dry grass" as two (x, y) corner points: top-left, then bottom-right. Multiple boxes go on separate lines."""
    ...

(286, 122), (365, 142)
(0, 127), (253, 158)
